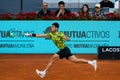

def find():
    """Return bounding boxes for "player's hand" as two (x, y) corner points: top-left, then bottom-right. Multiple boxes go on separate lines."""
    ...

(63, 36), (70, 41)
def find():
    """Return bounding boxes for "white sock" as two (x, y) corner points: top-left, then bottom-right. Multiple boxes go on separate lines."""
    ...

(43, 69), (47, 73)
(88, 61), (93, 65)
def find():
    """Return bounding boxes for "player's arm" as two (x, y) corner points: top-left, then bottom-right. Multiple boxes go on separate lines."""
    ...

(63, 36), (70, 41)
(36, 34), (49, 38)
(27, 33), (49, 38)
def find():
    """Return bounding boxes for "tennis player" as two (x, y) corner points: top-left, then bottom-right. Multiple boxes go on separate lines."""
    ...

(28, 22), (97, 78)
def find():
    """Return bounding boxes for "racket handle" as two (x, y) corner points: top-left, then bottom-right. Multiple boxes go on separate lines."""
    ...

(24, 33), (34, 37)
(24, 33), (30, 36)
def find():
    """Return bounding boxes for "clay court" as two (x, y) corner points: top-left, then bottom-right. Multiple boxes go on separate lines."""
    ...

(0, 54), (120, 80)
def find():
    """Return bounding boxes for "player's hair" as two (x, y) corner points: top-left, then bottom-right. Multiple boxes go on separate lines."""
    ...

(58, 1), (65, 6)
(52, 23), (59, 28)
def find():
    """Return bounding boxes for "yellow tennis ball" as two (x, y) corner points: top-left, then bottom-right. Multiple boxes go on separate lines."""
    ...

(10, 33), (13, 36)
(10, 33), (15, 38)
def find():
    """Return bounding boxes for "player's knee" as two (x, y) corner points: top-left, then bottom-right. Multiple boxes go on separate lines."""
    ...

(54, 54), (59, 58)
(52, 54), (59, 60)
(69, 58), (79, 63)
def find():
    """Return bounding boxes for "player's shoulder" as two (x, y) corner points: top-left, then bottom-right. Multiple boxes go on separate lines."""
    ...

(46, 32), (53, 38)
(49, 32), (52, 34)
(46, 32), (52, 36)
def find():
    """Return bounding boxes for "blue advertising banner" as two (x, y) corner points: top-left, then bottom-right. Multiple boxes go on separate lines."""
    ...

(0, 21), (120, 54)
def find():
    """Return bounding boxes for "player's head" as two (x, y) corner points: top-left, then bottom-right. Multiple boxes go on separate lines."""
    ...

(51, 23), (59, 32)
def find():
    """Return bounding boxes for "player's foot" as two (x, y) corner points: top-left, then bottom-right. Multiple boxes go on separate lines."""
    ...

(92, 60), (97, 71)
(36, 69), (47, 78)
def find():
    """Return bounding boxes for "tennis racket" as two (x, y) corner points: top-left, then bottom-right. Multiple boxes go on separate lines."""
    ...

(8, 28), (31, 38)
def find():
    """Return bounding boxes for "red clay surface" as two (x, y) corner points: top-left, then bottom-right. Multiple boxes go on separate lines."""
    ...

(0, 54), (120, 80)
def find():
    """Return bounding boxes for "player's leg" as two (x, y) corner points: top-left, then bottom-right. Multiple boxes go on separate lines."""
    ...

(68, 55), (88, 63)
(45, 54), (59, 71)
(36, 54), (59, 78)
(68, 55), (97, 71)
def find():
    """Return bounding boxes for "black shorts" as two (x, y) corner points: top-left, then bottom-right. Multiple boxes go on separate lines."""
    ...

(56, 47), (73, 59)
